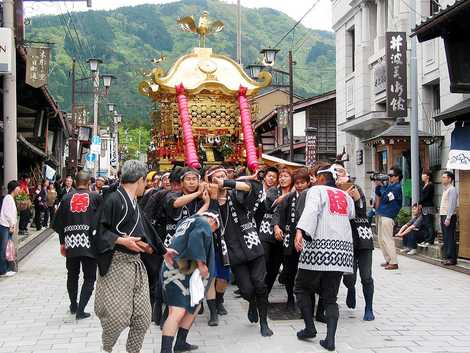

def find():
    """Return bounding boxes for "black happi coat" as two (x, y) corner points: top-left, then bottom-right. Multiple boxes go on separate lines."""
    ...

(163, 191), (206, 247)
(273, 191), (299, 256)
(143, 188), (171, 240)
(53, 189), (102, 258)
(219, 180), (265, 266)
(258, 187), (282, 243)
(350, 185), (374, 251)
(93, 186), (166, 276)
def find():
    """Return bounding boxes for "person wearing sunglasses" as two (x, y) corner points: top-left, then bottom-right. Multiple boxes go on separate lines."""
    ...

(375, 166), (403, 270)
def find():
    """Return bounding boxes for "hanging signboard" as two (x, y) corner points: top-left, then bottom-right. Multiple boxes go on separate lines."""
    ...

(447, 122), (470, 170)
(0, 28), (13, 74)
(26, 45), (51, 88)
(386, 32), (407, 118)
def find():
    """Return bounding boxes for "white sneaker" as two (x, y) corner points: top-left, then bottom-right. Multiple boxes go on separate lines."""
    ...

(421, 242), (430, 248)
(4, 271), (16, 277)
(407, 249), (417, 255)
(401, 248), (411, 253)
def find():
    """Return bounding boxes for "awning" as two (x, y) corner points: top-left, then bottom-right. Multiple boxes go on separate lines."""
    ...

(17, 134), (47, 158)
(361, 122), (441, 145)
(262, 153), (305, 168)
(433, 99), (470, 126)
(338, 111), (395, 139)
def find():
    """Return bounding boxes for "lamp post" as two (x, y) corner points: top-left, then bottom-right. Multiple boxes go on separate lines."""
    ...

(87, 58), (102, 138)
(248, 48), (294, 161)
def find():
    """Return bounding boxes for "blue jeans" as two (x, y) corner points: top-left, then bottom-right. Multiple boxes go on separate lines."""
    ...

(0, 225), (11, 275)
(403, 230), (425, 249)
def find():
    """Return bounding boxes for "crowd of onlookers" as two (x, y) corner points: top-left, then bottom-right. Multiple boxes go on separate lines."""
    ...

(0, 173), (119, 277)
(374, 169), (459, 267)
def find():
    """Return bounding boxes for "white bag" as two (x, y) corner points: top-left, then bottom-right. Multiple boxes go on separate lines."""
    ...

(189, 269), (205, 307)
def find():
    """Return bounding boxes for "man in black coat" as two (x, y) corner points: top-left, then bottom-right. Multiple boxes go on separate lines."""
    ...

(53, 171), (101, 319)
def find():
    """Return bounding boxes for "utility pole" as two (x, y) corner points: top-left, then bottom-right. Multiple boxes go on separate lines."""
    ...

(91, 67), (99, 177)
(409, 0), (419, 204)
(288, 50), (294, 162)
(236, 0), (242, 64)
(3, 0), (17, 187)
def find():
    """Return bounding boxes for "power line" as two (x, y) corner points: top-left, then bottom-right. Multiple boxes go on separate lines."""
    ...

(66, 2), (95, 58)
(272, 0), (320, 49)
(65, 6), (94, 60)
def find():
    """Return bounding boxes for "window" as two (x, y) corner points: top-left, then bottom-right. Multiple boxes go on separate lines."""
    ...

(346, 26), (355, 74)
(377, 149), (388, 173)
(432, 84), (440, 116)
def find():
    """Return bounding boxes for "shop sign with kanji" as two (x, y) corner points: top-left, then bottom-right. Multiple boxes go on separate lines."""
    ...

(386, 32), (407, 118)
(26, 46), (51, 88)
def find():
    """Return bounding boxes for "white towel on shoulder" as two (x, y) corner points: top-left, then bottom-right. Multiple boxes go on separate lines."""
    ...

(189, 269), (205, 307)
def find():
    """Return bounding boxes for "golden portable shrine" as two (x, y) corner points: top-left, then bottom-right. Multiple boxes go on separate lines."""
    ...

(139, 12), (272, 171)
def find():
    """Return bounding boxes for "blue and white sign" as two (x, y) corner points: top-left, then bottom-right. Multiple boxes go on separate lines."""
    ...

(85, 153), (97, 162)
(91, 135), (101, 145)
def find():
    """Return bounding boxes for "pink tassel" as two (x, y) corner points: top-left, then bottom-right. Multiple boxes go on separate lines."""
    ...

(238, 86), (259, 171)
(176, 84), (200, 169)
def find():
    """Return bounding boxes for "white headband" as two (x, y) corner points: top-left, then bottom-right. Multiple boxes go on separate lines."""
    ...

(317, 166), (340, 180)
(206, 167), (227, 178)
(181, 171), (201, 181)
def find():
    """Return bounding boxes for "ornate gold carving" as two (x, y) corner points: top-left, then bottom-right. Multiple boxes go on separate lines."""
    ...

(177, 11), (224, 48)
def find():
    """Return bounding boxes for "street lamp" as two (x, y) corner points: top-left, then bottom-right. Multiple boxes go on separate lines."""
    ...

(86, 58), (102, 72)
(246, 64), (264, 80)
(101, 74), (116, 96)
(250, 48), (294, 161)
(260, 48), (279, 66)
(107, 102), (115, 113)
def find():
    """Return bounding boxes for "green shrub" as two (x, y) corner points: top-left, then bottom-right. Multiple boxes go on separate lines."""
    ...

(395, 207), (411, 227)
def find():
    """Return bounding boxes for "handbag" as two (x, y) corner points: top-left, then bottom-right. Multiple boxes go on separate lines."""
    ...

(5, 239), (16, 262)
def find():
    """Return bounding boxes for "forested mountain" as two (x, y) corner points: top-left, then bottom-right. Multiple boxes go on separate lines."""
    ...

(26, 0), (335, 123)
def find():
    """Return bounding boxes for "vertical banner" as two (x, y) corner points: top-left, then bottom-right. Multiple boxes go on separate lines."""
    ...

(305, 135), (317, 166)
(26, 46), (50, 88)
(386, 32), (407, 118)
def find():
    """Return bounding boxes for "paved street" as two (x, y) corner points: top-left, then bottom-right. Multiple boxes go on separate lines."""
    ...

(1, 234), (470, 353)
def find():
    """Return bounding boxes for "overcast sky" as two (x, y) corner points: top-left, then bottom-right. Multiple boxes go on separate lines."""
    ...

(24, 0), (333, 31)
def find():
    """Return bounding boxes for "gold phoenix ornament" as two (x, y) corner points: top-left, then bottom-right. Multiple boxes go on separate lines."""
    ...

(177, 11), (224, 48)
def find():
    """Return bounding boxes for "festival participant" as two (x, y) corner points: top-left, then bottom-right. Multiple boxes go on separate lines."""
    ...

(161, 172), (172, 191)
(143, 168), (183, 325)
(163, 167), (211, 247)
(52, 171), (101, 319)
(203, 166), (232, 326)
(93, 160), (170, 353)
(160, 168), (212, 331)
(333, 163), (375, 321)
(211, 170), (274, 337)
(261, 168), (293, 297)
(253, 166), (278, 242)
(272, 168), (310, 311)
(160, 213), (218, 353)
(294, 165), (354, 351)
(294, 163), (329, 323)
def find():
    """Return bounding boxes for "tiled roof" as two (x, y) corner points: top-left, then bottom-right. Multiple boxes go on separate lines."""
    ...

(412, 0), (470, 41)
(362, 122), (436, 142)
